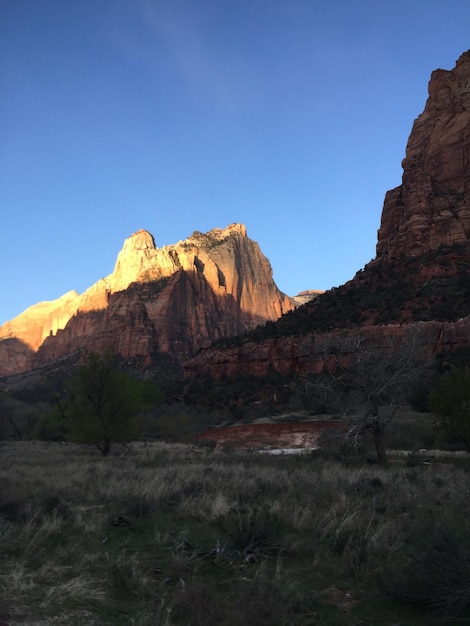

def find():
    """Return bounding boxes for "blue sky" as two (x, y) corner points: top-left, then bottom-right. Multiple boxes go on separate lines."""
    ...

(1, 0), (469, 325)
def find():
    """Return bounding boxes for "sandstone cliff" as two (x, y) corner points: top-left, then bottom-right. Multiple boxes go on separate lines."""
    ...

(184, 318), (470, 380)
(0, 224), (294, 376)
(0, 291), (80, 352)
(377, 50), (470, 260)
(186, 51), (470, 381)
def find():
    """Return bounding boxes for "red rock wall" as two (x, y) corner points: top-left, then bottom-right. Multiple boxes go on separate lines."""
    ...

(185, 318), (470, 379)
(377, 51), (470, 260)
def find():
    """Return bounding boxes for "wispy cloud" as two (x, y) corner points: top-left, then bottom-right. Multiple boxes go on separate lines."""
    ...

(110, 0), (261, 114)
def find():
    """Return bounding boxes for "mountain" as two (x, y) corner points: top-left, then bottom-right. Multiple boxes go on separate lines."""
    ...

(186, 51), (470, 380)
(0, 224), (294, 377)
(3, 51), (470, 387)
(377, 51), (470, 260)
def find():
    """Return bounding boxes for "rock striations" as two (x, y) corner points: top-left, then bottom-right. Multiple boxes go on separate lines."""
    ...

(377, 50), (470, 260)
(0, 224), (294, 376)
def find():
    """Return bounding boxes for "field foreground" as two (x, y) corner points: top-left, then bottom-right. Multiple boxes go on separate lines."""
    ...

(1, 441), (470, 625)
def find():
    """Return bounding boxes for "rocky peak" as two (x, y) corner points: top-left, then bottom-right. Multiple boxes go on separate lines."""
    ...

(186, 223), (247, 247)
(290, 290), (324, 306)
(0, 224), (295, 376)
(128, 229), (157, 248)
(110, 229), (159, 291)
(108, 223), (261, 292)
(376, 50), (470, 260)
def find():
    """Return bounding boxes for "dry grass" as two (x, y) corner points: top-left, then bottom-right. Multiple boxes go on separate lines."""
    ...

(1, 440), (469, 624)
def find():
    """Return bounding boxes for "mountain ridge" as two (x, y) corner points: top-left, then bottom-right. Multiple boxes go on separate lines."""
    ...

(0, 224), (296, 377)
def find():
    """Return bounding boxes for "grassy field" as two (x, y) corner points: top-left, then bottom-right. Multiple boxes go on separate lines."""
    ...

(1, 440), (470, 625)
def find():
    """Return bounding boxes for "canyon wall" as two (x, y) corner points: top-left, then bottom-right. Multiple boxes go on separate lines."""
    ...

(377, 50), (470, 260)
(184, 318), (470, 379)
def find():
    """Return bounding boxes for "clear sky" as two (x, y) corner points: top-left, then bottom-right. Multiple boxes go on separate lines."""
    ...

(1, 0), (469, 325)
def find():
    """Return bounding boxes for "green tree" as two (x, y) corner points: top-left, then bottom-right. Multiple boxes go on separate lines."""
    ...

(33, 404), (69, 442)
(67, 349), (143, 455)
(429, 367), (470, 451)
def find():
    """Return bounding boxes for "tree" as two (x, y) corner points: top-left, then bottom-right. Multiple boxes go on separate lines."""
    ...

(67, 349), (144, 455)
(429, 367), (470, 451)
(304, 329), (431, 465)
(0, 392), (24, 440)
(0, 391), (38, 441)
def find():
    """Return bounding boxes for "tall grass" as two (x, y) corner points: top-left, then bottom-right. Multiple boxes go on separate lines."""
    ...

(1, 440), (469, 624)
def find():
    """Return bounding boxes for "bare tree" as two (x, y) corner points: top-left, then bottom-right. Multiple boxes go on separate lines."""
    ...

(0, 392), (24, 440)
(304, 328), (432, 464)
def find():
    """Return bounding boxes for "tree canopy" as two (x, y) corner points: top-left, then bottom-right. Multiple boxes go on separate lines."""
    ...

(67, 349), (144, 455)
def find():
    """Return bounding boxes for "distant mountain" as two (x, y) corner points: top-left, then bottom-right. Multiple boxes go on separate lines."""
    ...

(0, 224), (295, 377)
(186, 51), (470, 380)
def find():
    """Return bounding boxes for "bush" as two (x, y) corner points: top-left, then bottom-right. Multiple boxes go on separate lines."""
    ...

(216, 504), (288, 562)
(383, 518), (470, 617)
(430, 367), (470, 451)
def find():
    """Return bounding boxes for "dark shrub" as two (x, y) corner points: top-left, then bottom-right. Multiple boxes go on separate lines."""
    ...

(216, 504), (287, 562)
(384, 519), (470, 617)
(123, 496), (157, 519)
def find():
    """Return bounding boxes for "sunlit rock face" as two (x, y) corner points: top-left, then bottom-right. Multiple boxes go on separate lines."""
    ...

(377, 50), (470, 260)
(108, 224), (293, 326)
(290, 290), (324, 306)
(0, 224), (295, 376)
(0, 291), (80, 352)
